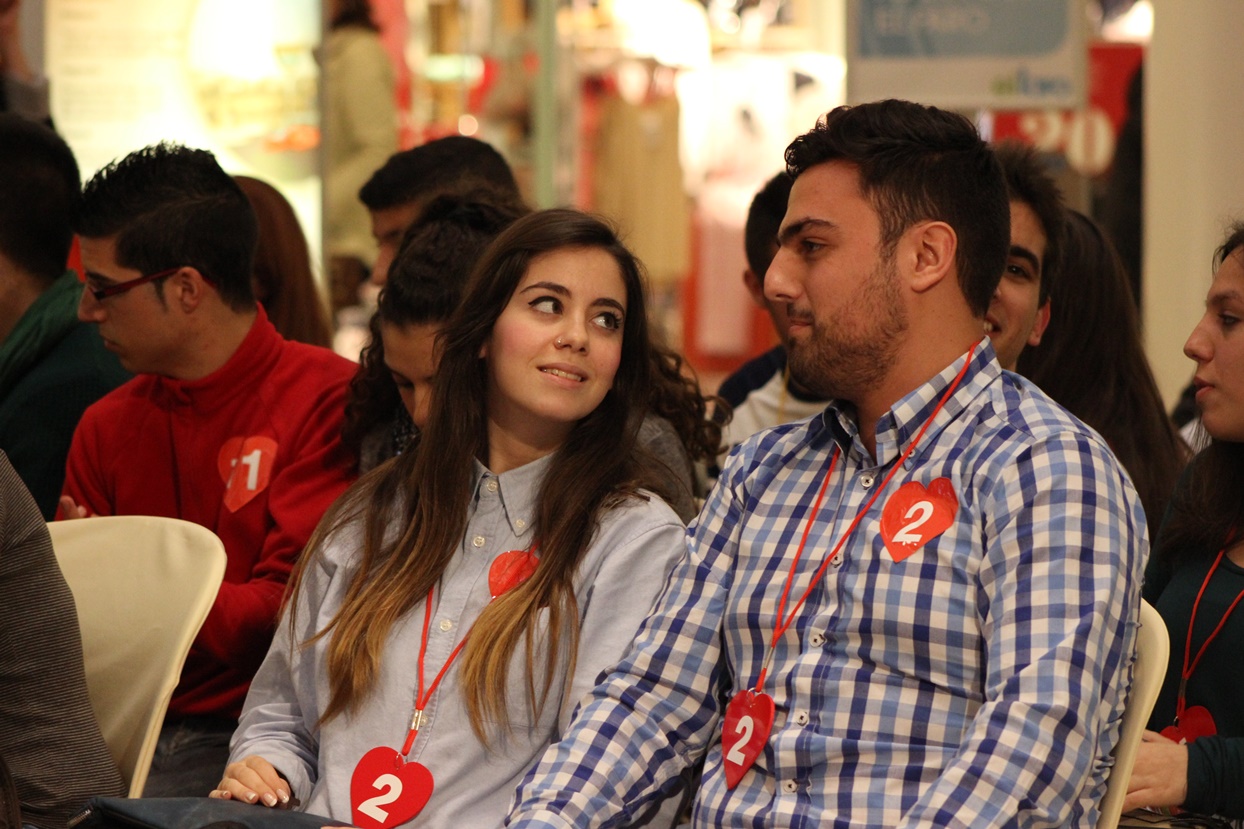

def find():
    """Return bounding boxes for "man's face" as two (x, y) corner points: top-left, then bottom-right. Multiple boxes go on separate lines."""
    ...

(77, 235), (185, 376)
(764, 160), (908, 402)
(985, 200), (1050, 371)
(369, 201), (424, 286)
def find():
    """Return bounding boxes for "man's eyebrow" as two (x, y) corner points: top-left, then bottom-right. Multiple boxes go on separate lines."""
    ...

(1009, 245), (1042, 275)
(777, 218), (835, 246)
(83, 269), (114, 284)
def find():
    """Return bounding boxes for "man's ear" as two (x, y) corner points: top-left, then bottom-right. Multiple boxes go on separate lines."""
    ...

(742, 268), (766, 310)
(170, 267), (210, 312)
(1028, 298), (1052, 346)
(904, 221), (957, 294)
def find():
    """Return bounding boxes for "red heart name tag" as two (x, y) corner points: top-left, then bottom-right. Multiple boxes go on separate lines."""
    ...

(879, 478), (958, 563)
(488, 549), (539, 598)
(1160, 705), (1217, 744)
(350, 746), (434, 829)
(217, 436), (278, 512)
(721, 690), (774, 789)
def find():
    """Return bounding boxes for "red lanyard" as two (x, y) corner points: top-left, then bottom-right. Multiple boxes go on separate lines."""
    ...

(753, 341), (977, 694)
(1176, 543), (1244, 722)
(399, 585), (470, 756)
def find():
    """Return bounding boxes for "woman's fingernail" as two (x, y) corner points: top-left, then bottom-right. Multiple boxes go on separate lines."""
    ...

(278, 791), (290, 805)
(245, 792), (258, 804)
(262, 793), (277, 807)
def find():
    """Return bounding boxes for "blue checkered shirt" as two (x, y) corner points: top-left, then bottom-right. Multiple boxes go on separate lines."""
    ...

(506, 344), (1148, 828)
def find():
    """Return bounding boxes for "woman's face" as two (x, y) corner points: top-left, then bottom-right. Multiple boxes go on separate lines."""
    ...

(483, 246), (628, 453)
(381, 320), (441, 429)
(1185, 248), (1244, 442)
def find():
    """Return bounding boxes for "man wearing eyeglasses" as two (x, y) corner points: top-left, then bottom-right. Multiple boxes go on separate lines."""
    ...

(58, 142), (357, 798)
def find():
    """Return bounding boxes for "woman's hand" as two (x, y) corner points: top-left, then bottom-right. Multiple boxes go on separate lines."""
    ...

(211, 756), (293, 808)
(1123, 730), (1189, 812)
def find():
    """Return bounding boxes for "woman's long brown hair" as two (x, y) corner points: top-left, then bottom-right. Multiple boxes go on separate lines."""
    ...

(289, 209), (659, 739)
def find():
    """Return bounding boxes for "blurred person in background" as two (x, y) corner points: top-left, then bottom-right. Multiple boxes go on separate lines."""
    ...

(235, 175), (333, 348)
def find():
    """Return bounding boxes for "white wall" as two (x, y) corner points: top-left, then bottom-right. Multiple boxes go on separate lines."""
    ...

(1145, 1), (1244, 406)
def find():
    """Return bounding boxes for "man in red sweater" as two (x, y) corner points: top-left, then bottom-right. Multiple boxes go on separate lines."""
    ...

(58, 143), (357, 797)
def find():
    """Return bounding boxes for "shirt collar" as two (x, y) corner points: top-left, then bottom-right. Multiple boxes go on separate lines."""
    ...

(151, 305), (280, 408)
(820, 338), (1000, 468)
(471, 451), (555, 540)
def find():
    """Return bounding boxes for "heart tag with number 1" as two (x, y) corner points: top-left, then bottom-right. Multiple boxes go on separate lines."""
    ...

(722, 690), (775, 788)
(350, 746), (434, 829)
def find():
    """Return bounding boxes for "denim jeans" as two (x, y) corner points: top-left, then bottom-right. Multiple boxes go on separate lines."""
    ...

(140, 717), (236, 798)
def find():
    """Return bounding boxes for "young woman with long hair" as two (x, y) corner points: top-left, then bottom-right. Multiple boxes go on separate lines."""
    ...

(1125, 223), (1244, 816)
(213, 210), (686, 827)
(1016, 210), (1187, 538)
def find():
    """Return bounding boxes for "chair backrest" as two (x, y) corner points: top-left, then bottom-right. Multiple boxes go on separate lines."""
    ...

(1097, 599), (1170, 829)
(47, 516), (226, 798)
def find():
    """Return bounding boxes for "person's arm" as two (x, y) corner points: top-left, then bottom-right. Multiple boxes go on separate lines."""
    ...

(894, 432), (1147, 829)
(559, 502), (686, 731)
(507, 466), (747, 828)
(195, 379), (356, 676)
(223, 535), (347, 805)
(59, 404), (114, 519)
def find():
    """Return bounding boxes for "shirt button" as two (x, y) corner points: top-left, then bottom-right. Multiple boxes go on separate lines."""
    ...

(472, 535), (485, 548)
(830, 554), (843, 568)
(515, 519), (527, 530)
(860, 473), (875, 488)
(793, 710), (809, 725)
(485, 479), (498, 493)
(438, 619), (452, 632)
(809, 632), (825, 647)
(781, 779), (798, 793)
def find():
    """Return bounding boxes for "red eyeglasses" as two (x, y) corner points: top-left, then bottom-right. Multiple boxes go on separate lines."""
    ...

(86, 267), (182, 300)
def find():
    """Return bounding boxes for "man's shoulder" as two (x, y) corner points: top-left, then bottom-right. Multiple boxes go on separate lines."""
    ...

(716, 346), (786, 408)
(267, 339), (357, 394)
(957, 369), (1125, 482)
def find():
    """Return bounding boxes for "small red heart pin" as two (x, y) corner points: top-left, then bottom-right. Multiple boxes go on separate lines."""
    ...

(721, 690), (775, 789)
(879, 478), (958, 563)
(216, 436), (277, 512)
(488, 549), (539, 598)
(350, 746), (434, 829)
(1160, 705), (1217, 744)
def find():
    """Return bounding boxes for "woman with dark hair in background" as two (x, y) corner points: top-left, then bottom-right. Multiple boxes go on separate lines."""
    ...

(1126, 223), (1244, 817)
(341, 192), (528, 470)
(234, 175), (333, 348)
(216, 209), (687, 827)
(1016, 209), (1186, 538)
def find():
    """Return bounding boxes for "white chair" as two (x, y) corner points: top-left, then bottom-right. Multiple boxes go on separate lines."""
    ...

(1098, 599), (1170, 829)
(47, 515), (226, 797)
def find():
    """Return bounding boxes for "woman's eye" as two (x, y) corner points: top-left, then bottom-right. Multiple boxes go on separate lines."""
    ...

(593, 311), (623, 331)
(530, 297), (559, 314)
(1221, 314), (1240, 329)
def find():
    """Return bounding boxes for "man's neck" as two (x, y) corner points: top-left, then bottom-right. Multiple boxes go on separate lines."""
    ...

(169, 306), (258, 381)
(852, 331), (981, 458)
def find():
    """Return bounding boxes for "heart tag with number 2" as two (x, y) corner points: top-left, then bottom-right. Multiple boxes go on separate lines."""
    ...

(721, 690), (775, 789)
(1160, 705), (1217, 744)
(879, 478), (958, 563)
(350, 746), (434, 829)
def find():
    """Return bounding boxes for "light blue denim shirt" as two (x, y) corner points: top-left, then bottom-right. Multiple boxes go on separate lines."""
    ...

(231, 451), (687, 828)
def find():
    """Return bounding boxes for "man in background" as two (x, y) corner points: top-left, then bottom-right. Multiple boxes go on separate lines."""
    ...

(0, 113), (128, 518)
(715, 171), (830, 458)
(984, 141), (1065, 371)
(60, 142), (357, 796)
